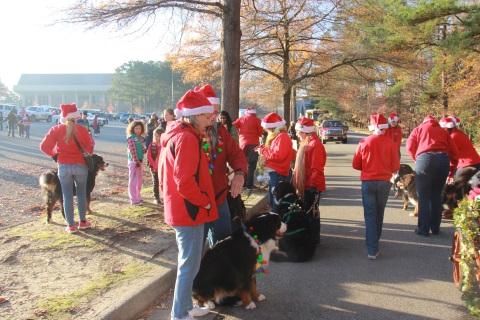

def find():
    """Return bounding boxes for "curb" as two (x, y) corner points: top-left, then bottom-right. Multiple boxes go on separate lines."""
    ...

(99, 193), (269, 320)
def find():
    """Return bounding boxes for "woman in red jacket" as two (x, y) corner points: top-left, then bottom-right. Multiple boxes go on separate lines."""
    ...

(258, 112), (296, 210)
(159, 90), (218, 319)
(406, 115), (459, 236)
(293, 117), (327, 243)
(440, 116), (480, 178)
(353, 114), (400, 259)
(40, 104), (94, 233)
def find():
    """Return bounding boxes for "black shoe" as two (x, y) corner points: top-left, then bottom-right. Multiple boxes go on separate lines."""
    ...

(431, 229), (440, 235)
(414, 228), (429, 237)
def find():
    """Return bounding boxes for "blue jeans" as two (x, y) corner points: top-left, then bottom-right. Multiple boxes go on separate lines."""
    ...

(58, 164), (88, 226)
(361, 180), (391, 256)
(268, 171), (289, 211)
(172, 224), (205, 319)
(415, 152), (450, 235)
(204, 200), (231, 248)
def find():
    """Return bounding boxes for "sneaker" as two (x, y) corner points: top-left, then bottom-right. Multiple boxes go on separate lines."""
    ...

(367, 251), (379, 260)
(78, 220), (92, 230)
(188, 306), (210, 317)
(65, 225), (78, 233)
(172, 316), (194, 320)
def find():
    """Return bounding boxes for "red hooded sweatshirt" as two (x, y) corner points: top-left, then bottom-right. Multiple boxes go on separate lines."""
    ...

(259, 131), (296, 176)
(40, 124), (93, 164)
(209, 124), (248, 205)
(232, 114), (263, 150)
(159, 121), (218, 226)
(303, 133), (327, 191)
(352, 133), (400, 181)
(385, 125), (402, 151)
(449, 128), (480, 168)
(406, 116), (459, 174)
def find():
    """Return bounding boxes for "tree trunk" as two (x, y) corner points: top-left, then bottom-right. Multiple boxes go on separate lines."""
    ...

(221, 0), (241, 120)
(291, 86), (297, 122)
(283, 86), (291, 122)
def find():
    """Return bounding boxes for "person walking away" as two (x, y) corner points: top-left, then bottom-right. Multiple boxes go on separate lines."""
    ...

(194, 84), (247, 247)
(147, 127), (163, 205)
(126, 120), (146, 205)
(145, 113), (159, 149)
(257, 112), (296, 211)
(218, 110), (239, 143)
(160, 108), (176, 132)
(406, 115), (459, 236)
(7, 110), (16, 137)
(352, 113), (400, 259)
(22, 114), (32, 139)
(159, 89), (218, 320)
(17, 114), (25, 137)
(385, 112), (402, 155)
(233, 107), (264, 190)
(40, 103), (94, 233)
(92, 114), (100, 136)
(293, 117), (326, 244)
(439, 116), (480, 177)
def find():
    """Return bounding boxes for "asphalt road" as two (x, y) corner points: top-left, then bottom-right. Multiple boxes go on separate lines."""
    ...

(146, 132), (473, 320)
(0, 120), (129, 228)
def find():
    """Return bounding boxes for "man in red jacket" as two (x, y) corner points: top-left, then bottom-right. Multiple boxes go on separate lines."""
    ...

(194, 84), (247, 247)
(233, 107), (263, 189)
(353, 113), (400, 259)
(385, 112), (402, 154)
(159, 89), (218, 319)
(406, 115), (459, 236)
(440, 116), (480, 178)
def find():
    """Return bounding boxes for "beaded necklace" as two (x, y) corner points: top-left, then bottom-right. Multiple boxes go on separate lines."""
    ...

(202, 135), (224, 175)
(246, 226), (269, 276)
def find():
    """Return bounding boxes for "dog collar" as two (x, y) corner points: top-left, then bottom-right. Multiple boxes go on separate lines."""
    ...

(242, 225), (269, 276)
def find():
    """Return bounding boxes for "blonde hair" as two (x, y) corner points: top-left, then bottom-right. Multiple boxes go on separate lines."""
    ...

(64, 118), (76, 143)
(265, 125), (287, 147)
(293, 135), (311, 198)
(126, 120), (145, 137)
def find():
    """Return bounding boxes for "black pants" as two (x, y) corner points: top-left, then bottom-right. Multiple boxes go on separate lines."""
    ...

(303, 189), (321, 244)
(8, 122), (15, 137)
(244, 144), (259, 189)
(150, 169), (160, 201)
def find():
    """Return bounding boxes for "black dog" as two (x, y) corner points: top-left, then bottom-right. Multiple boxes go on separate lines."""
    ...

(39, 154), (108, 223)
(193, 212), (286, 310)
(392, 164), (415, 198)
(442, 166), (478, 219)
(270, 181), (318, 262)
(227, 193), (247, 233)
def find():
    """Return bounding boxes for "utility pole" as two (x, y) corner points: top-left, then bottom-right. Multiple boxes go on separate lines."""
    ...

(171, 68), (174, 109)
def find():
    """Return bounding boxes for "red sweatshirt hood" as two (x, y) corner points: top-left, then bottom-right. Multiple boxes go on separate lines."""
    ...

(161, 121), (201, 148)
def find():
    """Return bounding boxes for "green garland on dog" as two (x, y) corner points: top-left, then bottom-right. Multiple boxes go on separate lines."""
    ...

(453, 199), (480, 316)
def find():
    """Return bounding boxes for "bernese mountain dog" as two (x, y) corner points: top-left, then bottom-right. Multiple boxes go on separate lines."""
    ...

(395, 173), (418, 217)
(39, 154), (108, 223)
(270, 181), (318, 262)
(193, 212), (286, 310)
(442, 166), (478, 219)
(391, 164), (415, 198)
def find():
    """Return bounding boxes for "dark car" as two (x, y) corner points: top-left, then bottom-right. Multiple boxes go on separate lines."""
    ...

(319, 120), (348, 144)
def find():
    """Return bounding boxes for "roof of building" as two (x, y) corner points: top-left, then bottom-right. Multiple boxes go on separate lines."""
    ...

(14, 74), (113, 93)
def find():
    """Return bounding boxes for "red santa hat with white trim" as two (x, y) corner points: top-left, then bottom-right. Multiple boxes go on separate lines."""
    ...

(245, 107), (256, 115)
(388, 112), (399, 124)
(261, 112), (286, 129)
(295, 117), (316, 133)
(368, 113), (389, 131)
(175, 90), (213, 118)
(60, 103), (81, 124)
(450, 115), (461, 125)
(439, 116), (456, 128)
(194, 84), (219, 105)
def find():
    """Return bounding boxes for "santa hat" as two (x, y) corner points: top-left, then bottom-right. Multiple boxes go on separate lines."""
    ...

(450, 115), (461, 125)
(368, 113), (389, 131)
(261, 112), (286, 129)
(439, 116), (456, 128)
(245, 107), (256, 115)
(194, 84), (219, 105)
(60, 103), (81, 124)
(295, 117), (316, 133)
(388, 112), (399, 124)
(175, 90), (213, 118)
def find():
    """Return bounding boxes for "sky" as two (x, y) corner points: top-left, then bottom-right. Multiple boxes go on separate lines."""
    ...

(0, 1), (181, 90)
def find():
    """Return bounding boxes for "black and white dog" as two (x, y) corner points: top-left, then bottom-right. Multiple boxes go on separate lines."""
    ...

(270, 181), (318, 262)
(193, 212), (286, 310)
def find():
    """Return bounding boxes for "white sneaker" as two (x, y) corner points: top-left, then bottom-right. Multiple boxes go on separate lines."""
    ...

(188, 306), (210, 317)
(172, 316), (194, 320)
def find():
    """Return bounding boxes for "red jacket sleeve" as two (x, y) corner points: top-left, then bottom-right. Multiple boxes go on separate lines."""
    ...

(260, 133), (293, 162)
(77, 125), (94, 154)
(173, 135), (210, 208)
(40, 126), (59, 157)
(406, 128), (419, 160)
(352, 142), (363, 171)
(390, 140), (401, 173)
(310, 142), (327, 190)
(222, 127), (247, 174)
(447, 134), (459, 177)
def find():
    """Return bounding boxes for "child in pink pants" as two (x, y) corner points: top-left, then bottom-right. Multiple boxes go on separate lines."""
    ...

(126, 120), (146, 205)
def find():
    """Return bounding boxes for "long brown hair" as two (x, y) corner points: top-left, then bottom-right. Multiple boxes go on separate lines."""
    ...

(64, 118), (76, 143)
(293, 135), (311, 198)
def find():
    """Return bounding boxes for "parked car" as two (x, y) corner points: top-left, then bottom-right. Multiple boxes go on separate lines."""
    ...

(25, 105), (52, 122)
(0, 103), (16, 118)
(319, 120), (348, 144)
(86, 113), (107, 127)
